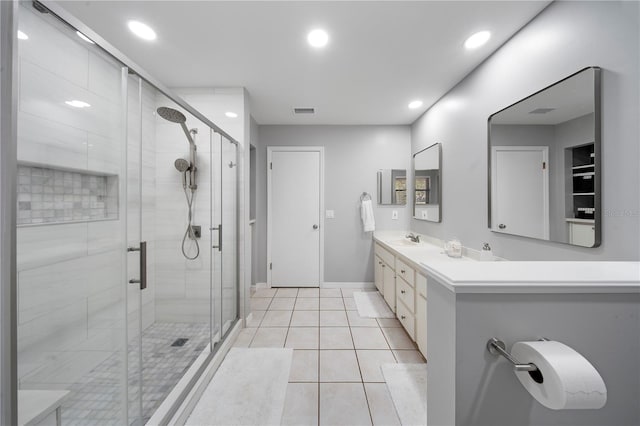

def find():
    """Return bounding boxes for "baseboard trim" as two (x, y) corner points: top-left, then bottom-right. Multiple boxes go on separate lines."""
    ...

(322, 282), (375, 289)
(255, 282), (269, 289)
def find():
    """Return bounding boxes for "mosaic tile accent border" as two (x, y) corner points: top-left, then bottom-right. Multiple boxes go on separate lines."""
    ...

(17, 165), (118, 225)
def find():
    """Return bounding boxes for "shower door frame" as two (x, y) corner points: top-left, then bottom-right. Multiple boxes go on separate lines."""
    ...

(0, 1), (242, 424)
(0, 1), (19, 424)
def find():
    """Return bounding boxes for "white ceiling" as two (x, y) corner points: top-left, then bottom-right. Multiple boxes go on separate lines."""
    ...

(56, 1), (551, 125)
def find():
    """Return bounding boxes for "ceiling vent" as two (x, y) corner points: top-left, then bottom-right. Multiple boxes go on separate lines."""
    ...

(294, 107), (315, 114)
(529, 108), (556, 114)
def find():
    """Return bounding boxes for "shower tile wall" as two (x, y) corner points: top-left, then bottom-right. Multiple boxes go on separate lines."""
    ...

(153, 96), (212, 326)
(17, 165), (118, 225)
(16, 6), (128, 418)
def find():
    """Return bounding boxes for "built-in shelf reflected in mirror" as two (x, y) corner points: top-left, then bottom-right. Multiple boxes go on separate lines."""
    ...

(488, 66), (601, 247)
(413, 143), (441, 222)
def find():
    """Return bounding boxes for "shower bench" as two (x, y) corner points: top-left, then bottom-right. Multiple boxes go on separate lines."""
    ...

(18, 390), (69, 426)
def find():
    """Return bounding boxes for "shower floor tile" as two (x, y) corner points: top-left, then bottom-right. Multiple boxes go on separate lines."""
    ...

(58, 321), (211, 425)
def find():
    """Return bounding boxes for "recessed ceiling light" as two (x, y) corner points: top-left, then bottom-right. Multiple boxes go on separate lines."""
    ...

(408, 100), (423, 109)
(128, 20), (156, 41)
(65, 100), (91, 108)
(464, 31), (491, 49)
(76, 31), (95, 44)
(225, 112), (238, 118)
(307, 29), (329, 48)
(17, 30), (28, 40)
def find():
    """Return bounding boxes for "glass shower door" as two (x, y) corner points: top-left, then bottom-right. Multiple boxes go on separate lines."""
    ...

(16, 3), (129, 424)
(210, 133), (238, 347)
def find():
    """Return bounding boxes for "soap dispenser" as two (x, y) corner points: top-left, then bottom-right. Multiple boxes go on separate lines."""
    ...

(480, 243), (493, 261)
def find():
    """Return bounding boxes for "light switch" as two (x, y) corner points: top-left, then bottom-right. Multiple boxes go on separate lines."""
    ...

(326, 210), (335, 219)
(392, 210), (398, 220)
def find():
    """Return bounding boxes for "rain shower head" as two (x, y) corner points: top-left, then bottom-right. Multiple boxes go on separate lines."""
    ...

(157, 106), (195, 147)
(174, 158), (190, 172)
(157, 106), (186, 124)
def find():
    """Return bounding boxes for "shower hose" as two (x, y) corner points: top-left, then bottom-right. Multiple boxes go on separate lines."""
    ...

(182, 186), (200, 260)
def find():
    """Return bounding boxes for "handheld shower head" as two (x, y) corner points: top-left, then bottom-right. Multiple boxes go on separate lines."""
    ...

(157, 106), (187, 124)
(174, 158), (190, 172)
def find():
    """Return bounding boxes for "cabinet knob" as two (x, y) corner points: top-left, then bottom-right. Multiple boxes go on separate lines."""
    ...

(498, 224), (506, 229)
(382, 264), (385, 268)
(401, 269), (405, 274)
(401, 315), (406, 320)
(401, 290), (406, 294)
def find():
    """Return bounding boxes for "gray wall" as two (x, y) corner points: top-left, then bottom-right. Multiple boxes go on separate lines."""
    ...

(255, 125), (411, 283)
(411, 0), (639, 260)
(454, 292), (640, 426)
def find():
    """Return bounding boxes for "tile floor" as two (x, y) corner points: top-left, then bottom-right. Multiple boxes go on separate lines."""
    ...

(234, 287), (426, 426)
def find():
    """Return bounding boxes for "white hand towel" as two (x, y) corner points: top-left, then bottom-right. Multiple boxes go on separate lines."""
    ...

(361, 199), (375, 232)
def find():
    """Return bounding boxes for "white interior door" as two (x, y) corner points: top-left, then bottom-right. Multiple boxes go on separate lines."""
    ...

(491, 146), (549, 239)
(268, 147), (323, 287)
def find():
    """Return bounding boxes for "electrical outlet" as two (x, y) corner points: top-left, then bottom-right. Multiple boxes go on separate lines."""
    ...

(326, 210), (335, 219)
(392, 210), (398, 220)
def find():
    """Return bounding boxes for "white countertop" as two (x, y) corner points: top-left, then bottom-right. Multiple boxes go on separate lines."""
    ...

(373, 231), (640, 294)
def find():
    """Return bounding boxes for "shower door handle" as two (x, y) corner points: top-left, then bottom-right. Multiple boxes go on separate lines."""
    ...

(127, 241), (147, 290)
(211, 224), (222, 252)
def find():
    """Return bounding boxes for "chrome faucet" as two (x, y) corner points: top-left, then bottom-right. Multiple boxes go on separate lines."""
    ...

(406, 233), (420, 243)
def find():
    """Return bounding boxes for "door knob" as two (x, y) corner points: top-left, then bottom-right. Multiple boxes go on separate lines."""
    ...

(498, 224), (506, 229)
(313, 224), (318, 229)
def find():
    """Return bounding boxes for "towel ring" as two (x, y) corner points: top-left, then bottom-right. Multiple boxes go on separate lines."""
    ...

(360, 192), (371, 202)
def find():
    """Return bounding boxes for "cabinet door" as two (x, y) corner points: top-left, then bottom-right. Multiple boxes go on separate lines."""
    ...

(416, 295), (427, 357)
(374, 255), (384, 294)
(570, 223), (595, 247)
(383, 264), (396, 313)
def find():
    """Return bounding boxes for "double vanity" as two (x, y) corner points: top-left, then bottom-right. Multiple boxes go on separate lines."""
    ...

(372, 231), (640, 426)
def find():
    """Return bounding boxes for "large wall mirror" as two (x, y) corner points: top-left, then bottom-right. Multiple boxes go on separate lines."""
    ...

(377, 169), (407, 205)
(488, 67), (601, 247)
(413, 143), (441, 222)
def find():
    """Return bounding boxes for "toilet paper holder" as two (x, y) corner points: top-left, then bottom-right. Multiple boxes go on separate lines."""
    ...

(487, 337), (548, 373)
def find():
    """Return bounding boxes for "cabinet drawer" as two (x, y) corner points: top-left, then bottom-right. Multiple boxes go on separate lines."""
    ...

(396, 299), (415, 341)
(395, 258), (415, 287)
(396, 278), (415, 314)
(416, 273), (427, 299)
(375, 243), (395, 269)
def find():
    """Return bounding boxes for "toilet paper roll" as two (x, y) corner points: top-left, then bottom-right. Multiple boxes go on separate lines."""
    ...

(511, 340), (606, 410)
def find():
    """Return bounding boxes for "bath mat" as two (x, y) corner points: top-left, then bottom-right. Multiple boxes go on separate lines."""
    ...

(382, 363), (427, 426)
(353, 291), (395, 318)
(186, 348), (292, 426)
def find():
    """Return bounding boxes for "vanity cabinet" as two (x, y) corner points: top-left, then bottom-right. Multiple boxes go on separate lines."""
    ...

(374, 255), (384, 293)
(374, 243), (396, 311)
(415, 273), (427, 355)
(395, 259), (416, 341)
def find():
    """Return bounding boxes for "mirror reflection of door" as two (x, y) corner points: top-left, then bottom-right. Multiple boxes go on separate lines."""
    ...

(491, 146), (549, 239)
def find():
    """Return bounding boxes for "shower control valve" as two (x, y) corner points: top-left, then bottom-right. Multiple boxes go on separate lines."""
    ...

(191, 225), (201, 239)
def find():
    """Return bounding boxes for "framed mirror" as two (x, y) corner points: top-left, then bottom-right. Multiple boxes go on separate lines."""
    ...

(377, 169), (407, 205)
(413, 143), (441, 222)
(488, 67), (601, 247)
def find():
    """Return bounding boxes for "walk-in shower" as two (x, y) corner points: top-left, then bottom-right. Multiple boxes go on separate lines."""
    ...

(158, 106), (201, 260)
(6, 2), (241, 425)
